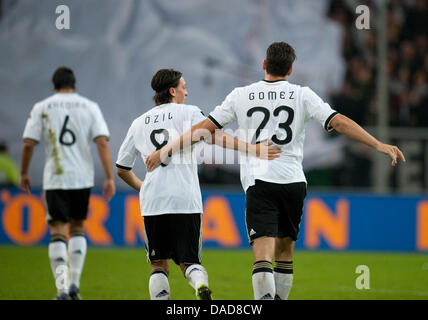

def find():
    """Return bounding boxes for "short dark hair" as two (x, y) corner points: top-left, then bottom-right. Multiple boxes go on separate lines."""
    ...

(265, 42), (296, 77)
(151, 69), (182, 105)
(52, 67), (76, 90)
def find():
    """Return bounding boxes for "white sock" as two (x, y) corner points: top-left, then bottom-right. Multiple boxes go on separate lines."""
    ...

(68, 234), (87, 288)
(149, 270), (170, 300)
(252, 260), (275, 300)
(184, 264), (209, 292)
(48, 238), (69, 295)
(274, 261), (293, 300)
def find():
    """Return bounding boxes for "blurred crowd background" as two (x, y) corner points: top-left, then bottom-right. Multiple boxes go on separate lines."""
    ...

(320, 0), (428, 190)
(0, 0), (426, 192)
(329, 0), (428, 128)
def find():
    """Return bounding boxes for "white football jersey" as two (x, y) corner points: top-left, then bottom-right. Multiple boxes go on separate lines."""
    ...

(116, 103), (206, 216)
(209, 80), (338, 191)
(22, 93), (110, 190)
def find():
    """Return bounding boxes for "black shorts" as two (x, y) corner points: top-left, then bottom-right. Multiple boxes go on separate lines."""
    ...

(44, 188), (91, 223)
(143, 213), (202, 265)
(245, 180), (306, 244)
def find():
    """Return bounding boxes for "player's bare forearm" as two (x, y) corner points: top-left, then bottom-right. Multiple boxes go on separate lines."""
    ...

(212, 131), (247, 152)
(330, 114), (406, 166)
(116, 168), (142, 191)
(19, 139), (36, 194)
(330, 114), (380, 148)
(95, 136), (115, 180)
(20, 139), (36, 175)
(95, 136), (116, 201)
(213, 131), (281, 159)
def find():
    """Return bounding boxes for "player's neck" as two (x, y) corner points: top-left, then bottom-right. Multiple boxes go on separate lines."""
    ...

(264, 73), (287, 82)
(56, 88), (75, 94)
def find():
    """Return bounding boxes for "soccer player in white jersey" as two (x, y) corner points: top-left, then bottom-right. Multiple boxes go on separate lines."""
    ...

(145, 42), (406, 300)
(20, 67), (116, 300)
(116, 69), (279, 300)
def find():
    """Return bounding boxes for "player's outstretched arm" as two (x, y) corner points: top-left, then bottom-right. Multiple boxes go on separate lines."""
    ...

(19, 139), (37, 194)
(95, 136), (116, 201)
(116, 168), (143, 191)
(330, 114), (406, 166)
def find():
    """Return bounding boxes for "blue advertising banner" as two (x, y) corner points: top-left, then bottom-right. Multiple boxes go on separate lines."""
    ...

(0, 187), (427, 251)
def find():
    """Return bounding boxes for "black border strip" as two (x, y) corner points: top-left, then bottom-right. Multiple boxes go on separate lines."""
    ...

(207, 115), (223, 129)
(115, 163), (132, 171)
(324, 111), (339, 131)
(262, 79), (286, 83)
(274, 267), (293, 274)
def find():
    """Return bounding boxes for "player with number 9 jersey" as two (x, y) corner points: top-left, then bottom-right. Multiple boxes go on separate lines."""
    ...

(20, 66), (115, 300)
(116, 102), (206, 216)
(116, 69), (218, 300)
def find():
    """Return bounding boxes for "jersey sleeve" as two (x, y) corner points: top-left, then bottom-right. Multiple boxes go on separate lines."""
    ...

(208, 89), (238, 128)
(189, 105), (207, 126)
(116, 122), (139, 170)
(302, 87), (339, 132)
(22, 103), (43, 143)
(90, 103), (110, 140)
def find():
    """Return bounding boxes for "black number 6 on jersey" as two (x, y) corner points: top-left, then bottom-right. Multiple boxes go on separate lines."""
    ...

(150, 128), (170, 167)
(59, 115), (76, 146)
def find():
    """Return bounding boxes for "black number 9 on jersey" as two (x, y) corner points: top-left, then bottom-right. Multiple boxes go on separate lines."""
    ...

(247, 105), (294, 145)
(150, 129), (170, 167)
(59, 115), (76, 146)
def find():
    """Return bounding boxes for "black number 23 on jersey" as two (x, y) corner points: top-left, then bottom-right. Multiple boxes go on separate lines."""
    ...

(247, 105), (294, 145)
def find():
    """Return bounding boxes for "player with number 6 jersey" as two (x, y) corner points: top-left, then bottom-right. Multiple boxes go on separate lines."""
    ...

(20, 67), (116, 300)
(23, 83), (110, 190)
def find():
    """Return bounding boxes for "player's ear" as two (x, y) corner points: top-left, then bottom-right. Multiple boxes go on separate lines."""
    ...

(287, 65), (293, 76)
(169, 87), (176, 97)
(262, 60), (266, 71)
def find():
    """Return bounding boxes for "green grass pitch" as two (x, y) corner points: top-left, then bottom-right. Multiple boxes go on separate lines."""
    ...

(0, 245), (427, 300)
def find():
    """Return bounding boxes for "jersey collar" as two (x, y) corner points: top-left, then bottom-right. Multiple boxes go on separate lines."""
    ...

(262, 79), (287, 83)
